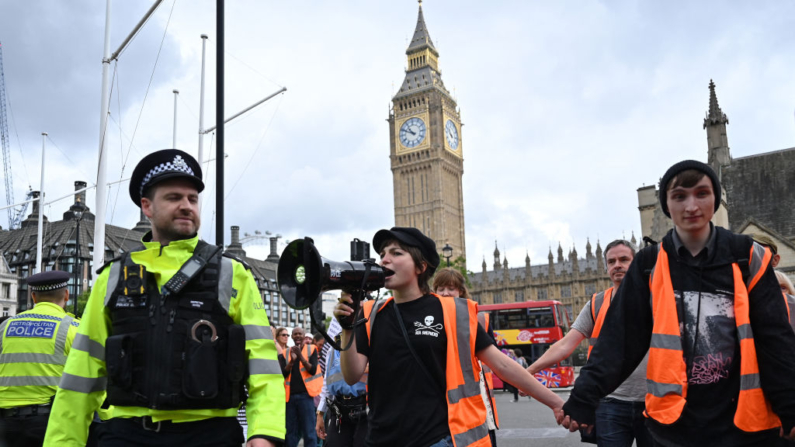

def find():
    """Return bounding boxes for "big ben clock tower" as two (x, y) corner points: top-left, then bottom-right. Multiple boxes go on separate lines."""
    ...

(389, 1), (466, 262)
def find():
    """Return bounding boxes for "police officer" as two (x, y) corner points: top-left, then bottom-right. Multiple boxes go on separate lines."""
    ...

(0, 271), (79, 447)
(43, 149), (285, 447)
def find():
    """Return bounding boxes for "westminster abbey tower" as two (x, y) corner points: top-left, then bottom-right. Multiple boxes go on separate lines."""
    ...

(388, 2), (466, 259)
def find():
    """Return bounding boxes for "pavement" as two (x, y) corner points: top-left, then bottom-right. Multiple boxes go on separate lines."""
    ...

(491, 386), (585, 447)
(295, 386), (585, 447)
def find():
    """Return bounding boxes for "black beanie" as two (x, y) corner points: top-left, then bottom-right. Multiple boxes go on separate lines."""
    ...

(658, 160), (721, 218)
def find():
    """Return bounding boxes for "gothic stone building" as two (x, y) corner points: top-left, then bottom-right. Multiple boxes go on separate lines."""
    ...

(0, 182), (148, 313)
(638, 81), (795, 282)
(389, 3), (466, 259)
(470, 240), (616, 322)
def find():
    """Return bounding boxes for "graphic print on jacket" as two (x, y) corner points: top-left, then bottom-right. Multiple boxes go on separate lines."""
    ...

(675, 290), (735, 385)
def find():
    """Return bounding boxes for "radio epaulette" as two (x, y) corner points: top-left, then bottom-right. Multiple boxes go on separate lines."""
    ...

(223, 252), (251, 270)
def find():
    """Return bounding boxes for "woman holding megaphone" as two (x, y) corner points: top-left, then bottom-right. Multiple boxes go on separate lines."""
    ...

(334, 227), (565, 447)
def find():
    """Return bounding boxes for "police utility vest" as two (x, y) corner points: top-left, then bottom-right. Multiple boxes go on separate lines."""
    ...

(103, 240), (247, 410)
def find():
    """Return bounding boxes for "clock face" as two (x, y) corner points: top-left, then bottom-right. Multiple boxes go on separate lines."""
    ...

(399, 117), (427, 148)
(445, 120), (459, 150)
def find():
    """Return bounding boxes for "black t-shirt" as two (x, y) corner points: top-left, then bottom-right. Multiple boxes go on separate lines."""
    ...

(354, 295), (494, 447)
(278, 346), (318, 397)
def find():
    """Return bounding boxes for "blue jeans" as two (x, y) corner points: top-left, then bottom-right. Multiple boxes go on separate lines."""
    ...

(428, 435), (453, 447)
(286, 392), (317, 447)
(595, 398), (653, 447)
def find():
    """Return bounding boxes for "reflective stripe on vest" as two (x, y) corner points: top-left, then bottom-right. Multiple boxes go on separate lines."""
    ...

(284, 344), (323, 401)
(477, 311), (499, 428)
(363, 296), (490, 447)
(587, 288), (614, 358)
(645, 243), (780, 431)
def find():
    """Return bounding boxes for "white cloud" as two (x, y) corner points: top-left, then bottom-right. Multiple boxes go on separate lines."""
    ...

(2, 0), (794, 267)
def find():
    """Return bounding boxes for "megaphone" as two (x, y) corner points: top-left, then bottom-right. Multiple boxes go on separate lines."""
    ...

(278, 237), (386, 327)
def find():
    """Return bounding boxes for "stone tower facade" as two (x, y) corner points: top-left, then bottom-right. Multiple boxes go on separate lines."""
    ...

(388, 2), (466, 259)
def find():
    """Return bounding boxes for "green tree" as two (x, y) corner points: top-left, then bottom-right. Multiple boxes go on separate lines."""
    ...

(445, 255), (474, 290)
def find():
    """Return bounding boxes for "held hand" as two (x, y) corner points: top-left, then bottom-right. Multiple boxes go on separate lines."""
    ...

(316, 413), (327, 440)
(780, 426), (795, 441)
(289, 348), (298, 363)
(246, 439), (276, 447)
(559, 413), (592, 434)
(553, 406), (565, 425)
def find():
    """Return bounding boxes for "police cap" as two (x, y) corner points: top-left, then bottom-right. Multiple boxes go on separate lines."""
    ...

(26, 270), (70, 292)
(129, 149), (204, 207)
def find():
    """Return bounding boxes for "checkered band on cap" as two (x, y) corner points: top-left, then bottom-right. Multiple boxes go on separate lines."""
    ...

(139, 155), (195, 198)
(30, 281), (69, 292)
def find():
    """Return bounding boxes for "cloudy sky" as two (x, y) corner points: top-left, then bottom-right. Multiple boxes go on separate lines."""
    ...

(1, 0), (794, 268)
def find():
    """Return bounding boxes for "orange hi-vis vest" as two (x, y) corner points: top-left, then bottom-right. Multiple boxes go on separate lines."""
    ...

(587, 287), (615, 359)
(364, 295), (491, 447)
(645, 242), (781, 432)
(477, 312), (499, 428)
(284, 344), (323, 402)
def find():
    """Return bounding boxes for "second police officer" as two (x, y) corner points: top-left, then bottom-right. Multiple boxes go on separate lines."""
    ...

(43, 149), (286, 447)
(0, 271), (79, 447)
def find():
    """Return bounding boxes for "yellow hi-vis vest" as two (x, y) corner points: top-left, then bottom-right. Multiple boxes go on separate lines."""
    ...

(0, 302), (79, 408)
(645, 243), (780, 432)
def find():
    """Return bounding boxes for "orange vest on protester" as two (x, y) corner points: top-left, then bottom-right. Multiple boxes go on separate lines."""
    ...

(587, 287), (615, 359)
(477, 312), (500, 428)
(645, 243), (781, 432)
(364, 295), (491, 447)
(284, 344), (323, 401)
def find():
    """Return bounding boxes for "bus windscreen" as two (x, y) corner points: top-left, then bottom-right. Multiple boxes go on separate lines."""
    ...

(494, 306), (555, 330)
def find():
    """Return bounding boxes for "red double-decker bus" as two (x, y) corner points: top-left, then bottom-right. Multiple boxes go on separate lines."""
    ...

(479, 300), (575, 388)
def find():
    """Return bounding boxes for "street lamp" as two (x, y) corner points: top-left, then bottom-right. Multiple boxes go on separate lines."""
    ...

(72, 204), (84, 316)
(442, 243), (453, 267)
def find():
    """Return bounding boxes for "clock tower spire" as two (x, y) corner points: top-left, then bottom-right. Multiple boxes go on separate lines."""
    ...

(388, 2), (466, 263)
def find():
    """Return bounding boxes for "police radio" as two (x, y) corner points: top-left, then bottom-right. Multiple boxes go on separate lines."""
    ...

(163, 257), (207, 295)
(277, 237), (385, 350)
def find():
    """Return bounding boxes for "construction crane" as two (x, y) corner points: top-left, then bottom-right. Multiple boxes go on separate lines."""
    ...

(0, 41), (30, 229)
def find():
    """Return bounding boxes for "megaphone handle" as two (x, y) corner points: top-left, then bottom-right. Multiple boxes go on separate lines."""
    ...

(337, 289), (365, 329)
(310, 304), (357, 352)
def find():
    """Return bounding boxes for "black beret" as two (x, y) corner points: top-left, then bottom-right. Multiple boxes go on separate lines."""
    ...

(658, 160), (721, 218)
(373, 227), (440, 272)
(26, 270), (70, 292)
(129, 149), (204, 207)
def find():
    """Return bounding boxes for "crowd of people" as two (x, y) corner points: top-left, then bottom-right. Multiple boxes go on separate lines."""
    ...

(2, 149), (795, 447)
